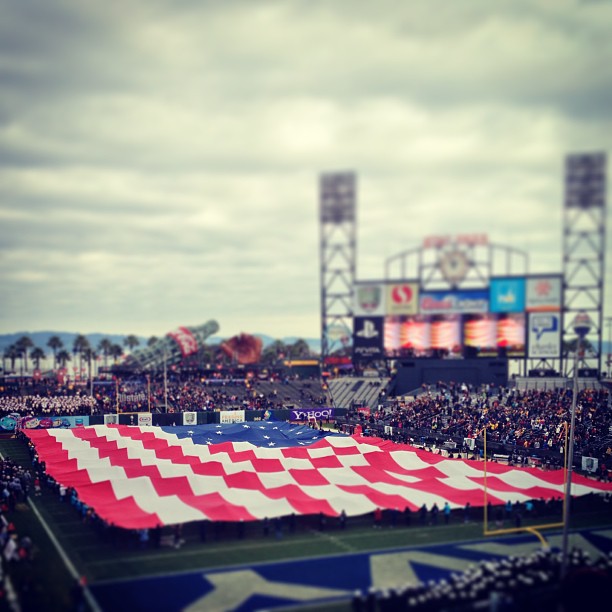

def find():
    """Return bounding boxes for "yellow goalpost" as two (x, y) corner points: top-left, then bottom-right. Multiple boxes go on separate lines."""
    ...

(481, 423), (569, 547)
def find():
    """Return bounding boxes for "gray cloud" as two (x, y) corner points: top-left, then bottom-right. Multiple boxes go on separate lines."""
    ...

(0, 0), (610, 339)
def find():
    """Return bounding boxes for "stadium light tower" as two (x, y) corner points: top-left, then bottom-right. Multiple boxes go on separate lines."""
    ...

(319, 172), (357, 365)
(561, 311), (592, 577)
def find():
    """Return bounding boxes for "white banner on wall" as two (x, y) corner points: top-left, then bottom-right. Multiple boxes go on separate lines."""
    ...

(182, 412), (197, 426)
(220, 410), (246, 424)
(104, 414), (119, 425)
(582, 456), (599, 473)
(138, 413), (153, 427)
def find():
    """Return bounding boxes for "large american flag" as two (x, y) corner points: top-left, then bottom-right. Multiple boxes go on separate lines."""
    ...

(23, 423), (612, 529)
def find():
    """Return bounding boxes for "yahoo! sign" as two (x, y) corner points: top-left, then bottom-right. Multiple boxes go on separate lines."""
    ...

(290, 408), (335, 422)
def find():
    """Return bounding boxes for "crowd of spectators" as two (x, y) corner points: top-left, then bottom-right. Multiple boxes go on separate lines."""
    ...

(0, 371), (330, 417)
(3, 374), (612, 470)
(344, 382), (612, 471)
(0, 393), (97, 417)
(0, 457), (37, 610)
(351, 546), (611, 612)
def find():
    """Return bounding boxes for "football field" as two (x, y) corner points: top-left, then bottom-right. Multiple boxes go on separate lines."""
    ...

(2, 436), (612, 612)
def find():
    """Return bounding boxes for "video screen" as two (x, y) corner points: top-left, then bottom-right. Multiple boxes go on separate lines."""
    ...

(497, 312), (526, 356)
(384, 312), (525, 358)
(464, 314), (498, 356)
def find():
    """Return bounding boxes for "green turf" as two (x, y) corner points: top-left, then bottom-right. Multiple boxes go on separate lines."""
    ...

(2, 436), (612, 612)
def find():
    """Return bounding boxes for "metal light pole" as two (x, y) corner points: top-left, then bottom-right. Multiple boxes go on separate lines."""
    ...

(561, 311), (591, 577)
(163, 349), (168, 413)
(606, 316), (612, 378)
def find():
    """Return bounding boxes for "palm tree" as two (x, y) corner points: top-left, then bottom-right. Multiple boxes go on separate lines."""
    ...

(72, 335), (91, 379)
(83, 347), (97, 380)
(110, 344), (124, 364)
(124, 335), (140, 353)
(261, 340), (288, 365)
(98, 338), (113, 368)
(147, 336), (158, 347)
(30, 347), (46, 370)
(15, 336), (34, 374)
(47, 336), (64, 369)
(3, 344), (20, 373)
(289, 339), (311, 359)
(57, 350), (71, 368)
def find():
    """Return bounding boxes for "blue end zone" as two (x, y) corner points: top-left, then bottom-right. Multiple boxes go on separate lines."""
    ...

(89, 528), (612, 612)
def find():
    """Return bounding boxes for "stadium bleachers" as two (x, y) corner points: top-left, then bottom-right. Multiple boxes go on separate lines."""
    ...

(328, 376), (390, 409)
(514, 376), (606, 392)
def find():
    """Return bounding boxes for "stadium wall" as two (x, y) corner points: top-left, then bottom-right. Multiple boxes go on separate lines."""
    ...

(86, 408), (347, 427)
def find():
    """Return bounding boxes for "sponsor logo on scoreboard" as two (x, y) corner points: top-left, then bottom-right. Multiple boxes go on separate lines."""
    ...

(353, 283), (385, 316)
(419, 290), (488, 315)
(353, 317), (384, 358)
(490, 278), (526, 313)
(526, 277), (562, 312)
(528, 312), (561, 358)
(386, 282), (418, 315)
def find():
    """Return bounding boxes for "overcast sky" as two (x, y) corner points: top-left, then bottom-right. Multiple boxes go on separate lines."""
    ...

(1, 0), (611, 341)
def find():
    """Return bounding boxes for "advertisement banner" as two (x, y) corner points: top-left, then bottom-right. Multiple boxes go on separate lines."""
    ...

(19, 415), (90, 430)
(353, 316), (384, 359)
(167, 326), (199, 357)
(353, 283), (385, 316)
(464, 437), (475, 451)
(0, 414), (20, 432)
(419, 290), (488, 315)
(385, 282), (419, 316)
(490, 278), (526, 313)
(528, 312), (562, 358)
(220, 410), (246, 424)
(526, 277), (562, 312)
(182, 411), (198, 426)
(290, 408), (335, 422)
(103, 414), (119, 425)
(138, 413), (153, 427)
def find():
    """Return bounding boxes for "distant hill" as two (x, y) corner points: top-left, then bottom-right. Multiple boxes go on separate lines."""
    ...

(0, 331), (321, 355)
